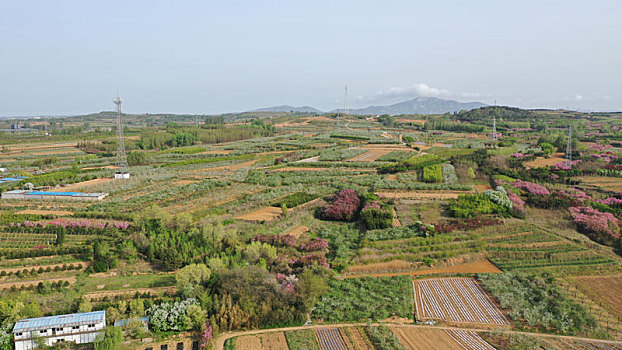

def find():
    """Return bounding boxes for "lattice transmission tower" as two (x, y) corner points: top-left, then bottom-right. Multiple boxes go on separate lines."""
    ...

(113, 96), (130, 179)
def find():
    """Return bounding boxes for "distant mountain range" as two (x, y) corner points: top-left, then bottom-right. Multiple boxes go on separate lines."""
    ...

(249, 105), (323, 114)
(249, 97), (487, 115)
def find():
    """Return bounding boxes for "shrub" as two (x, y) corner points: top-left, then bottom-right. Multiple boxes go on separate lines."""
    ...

(364, 221), (435, 240)
(442, 163), (459, 184)
(479, 272), (598, 335)
(482, 186), (512, 210)
(299, 238), (329, 252)
(271, 192), (318, 208)
(378, 154), (442, 174)
(422, 164), (443, 183)
(448, 194), (507, 218)
(319, 189), (361, 221)
(512, 180), (550, 196)
(360, 207), (393, 230)
(252, 234), (297, 247)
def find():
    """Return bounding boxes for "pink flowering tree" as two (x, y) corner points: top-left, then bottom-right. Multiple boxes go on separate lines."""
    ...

(199, 323), (213, 349)
(568, 206), (621, 245)
(319, 189), (361, 221)
(512, 180), (550, 196)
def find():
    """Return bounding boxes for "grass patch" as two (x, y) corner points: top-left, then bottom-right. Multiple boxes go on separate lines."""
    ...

(285, 329), (319, 350)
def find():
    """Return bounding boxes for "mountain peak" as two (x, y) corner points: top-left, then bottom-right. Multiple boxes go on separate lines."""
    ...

(339, 97), (487, 115)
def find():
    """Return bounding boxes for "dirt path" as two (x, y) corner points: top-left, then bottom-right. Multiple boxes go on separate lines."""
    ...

(214, 323), (622, 350)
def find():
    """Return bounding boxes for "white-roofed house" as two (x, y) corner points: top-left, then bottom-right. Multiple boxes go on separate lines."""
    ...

(12, 310), (106, 350)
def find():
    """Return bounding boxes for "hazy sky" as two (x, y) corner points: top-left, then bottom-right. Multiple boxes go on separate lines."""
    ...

(1, 0), (621, 116)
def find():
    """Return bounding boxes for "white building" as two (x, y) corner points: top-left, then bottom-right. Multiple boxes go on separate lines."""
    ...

(13, 310), (106, 350)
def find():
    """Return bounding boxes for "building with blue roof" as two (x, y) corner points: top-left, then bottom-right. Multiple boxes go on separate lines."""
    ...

(1, 190), (108, 201)
(13, 310), (106, 350)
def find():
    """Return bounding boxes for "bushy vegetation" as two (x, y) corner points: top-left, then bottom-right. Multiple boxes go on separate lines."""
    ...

(318, 189), (361, 221)
(271, 192), (318, 208)
(422, 163), (443, 183)
(448, 194), (507, 218)
(479, 272), (599, 335)
(378, 154), (443, 174)
(312, 276), (413, 322)
(285, 329), (319, 350)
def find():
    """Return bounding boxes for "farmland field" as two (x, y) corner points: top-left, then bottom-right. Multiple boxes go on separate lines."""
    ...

(573, 274), (622, 318)
(414, 277), (509, 325)
(1, 102), (622, 349)
(315, 328), (348, 350)
(391, 328), (466, 350)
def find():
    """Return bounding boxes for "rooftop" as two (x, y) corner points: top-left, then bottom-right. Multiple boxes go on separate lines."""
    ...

(3, 190), (107, 197)
(13, 311), (106, 332)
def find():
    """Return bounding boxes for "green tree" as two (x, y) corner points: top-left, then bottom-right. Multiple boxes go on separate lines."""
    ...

(127, 151), (149, 166)
(94, 326), (124, 350)
(78, 298), (92, 313)
(55, 228), (65, 247)
(539, 142), (556, 157)
(176, 264), (212, 298)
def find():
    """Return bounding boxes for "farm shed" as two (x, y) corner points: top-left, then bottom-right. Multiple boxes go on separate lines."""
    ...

(1, 190), (108, 201)
(13, 310), (106, 350)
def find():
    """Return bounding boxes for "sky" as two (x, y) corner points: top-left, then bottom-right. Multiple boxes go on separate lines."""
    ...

(1, 0), (621, 116)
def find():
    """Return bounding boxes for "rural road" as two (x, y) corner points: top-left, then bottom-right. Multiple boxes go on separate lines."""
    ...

(213, 322), (622, 349)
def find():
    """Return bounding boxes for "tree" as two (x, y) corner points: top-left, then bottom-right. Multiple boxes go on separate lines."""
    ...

(176, 264), (212, 298)
(539, 142), (557, 157)
(242, 242), (277, 264)
(92, 241), (117, 272)
(78, 298), (92, 313)
(55, 228), (65, 246)
(94, 326), (124, 350)
(127, 151), (149, 166)
(184, 304), (207, 331)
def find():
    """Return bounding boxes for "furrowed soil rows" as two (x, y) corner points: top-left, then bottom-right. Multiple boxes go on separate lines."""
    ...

(573, 274), (622, 317)
(315, 328), (348, 350)
(236, 335), (262, 350)
(580, 176), (622, 192)
(347, 149), (392, 162)
(414, 278), (509, 326)
(53, 178), (112, 192)
(539, 337), (622, 350)
(344, 260), (502, 278)
(444, 330), (496, 350)
(391, 327), (465, 350)
(343, 327), (373, 350)
(236, 332), (289, 350)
